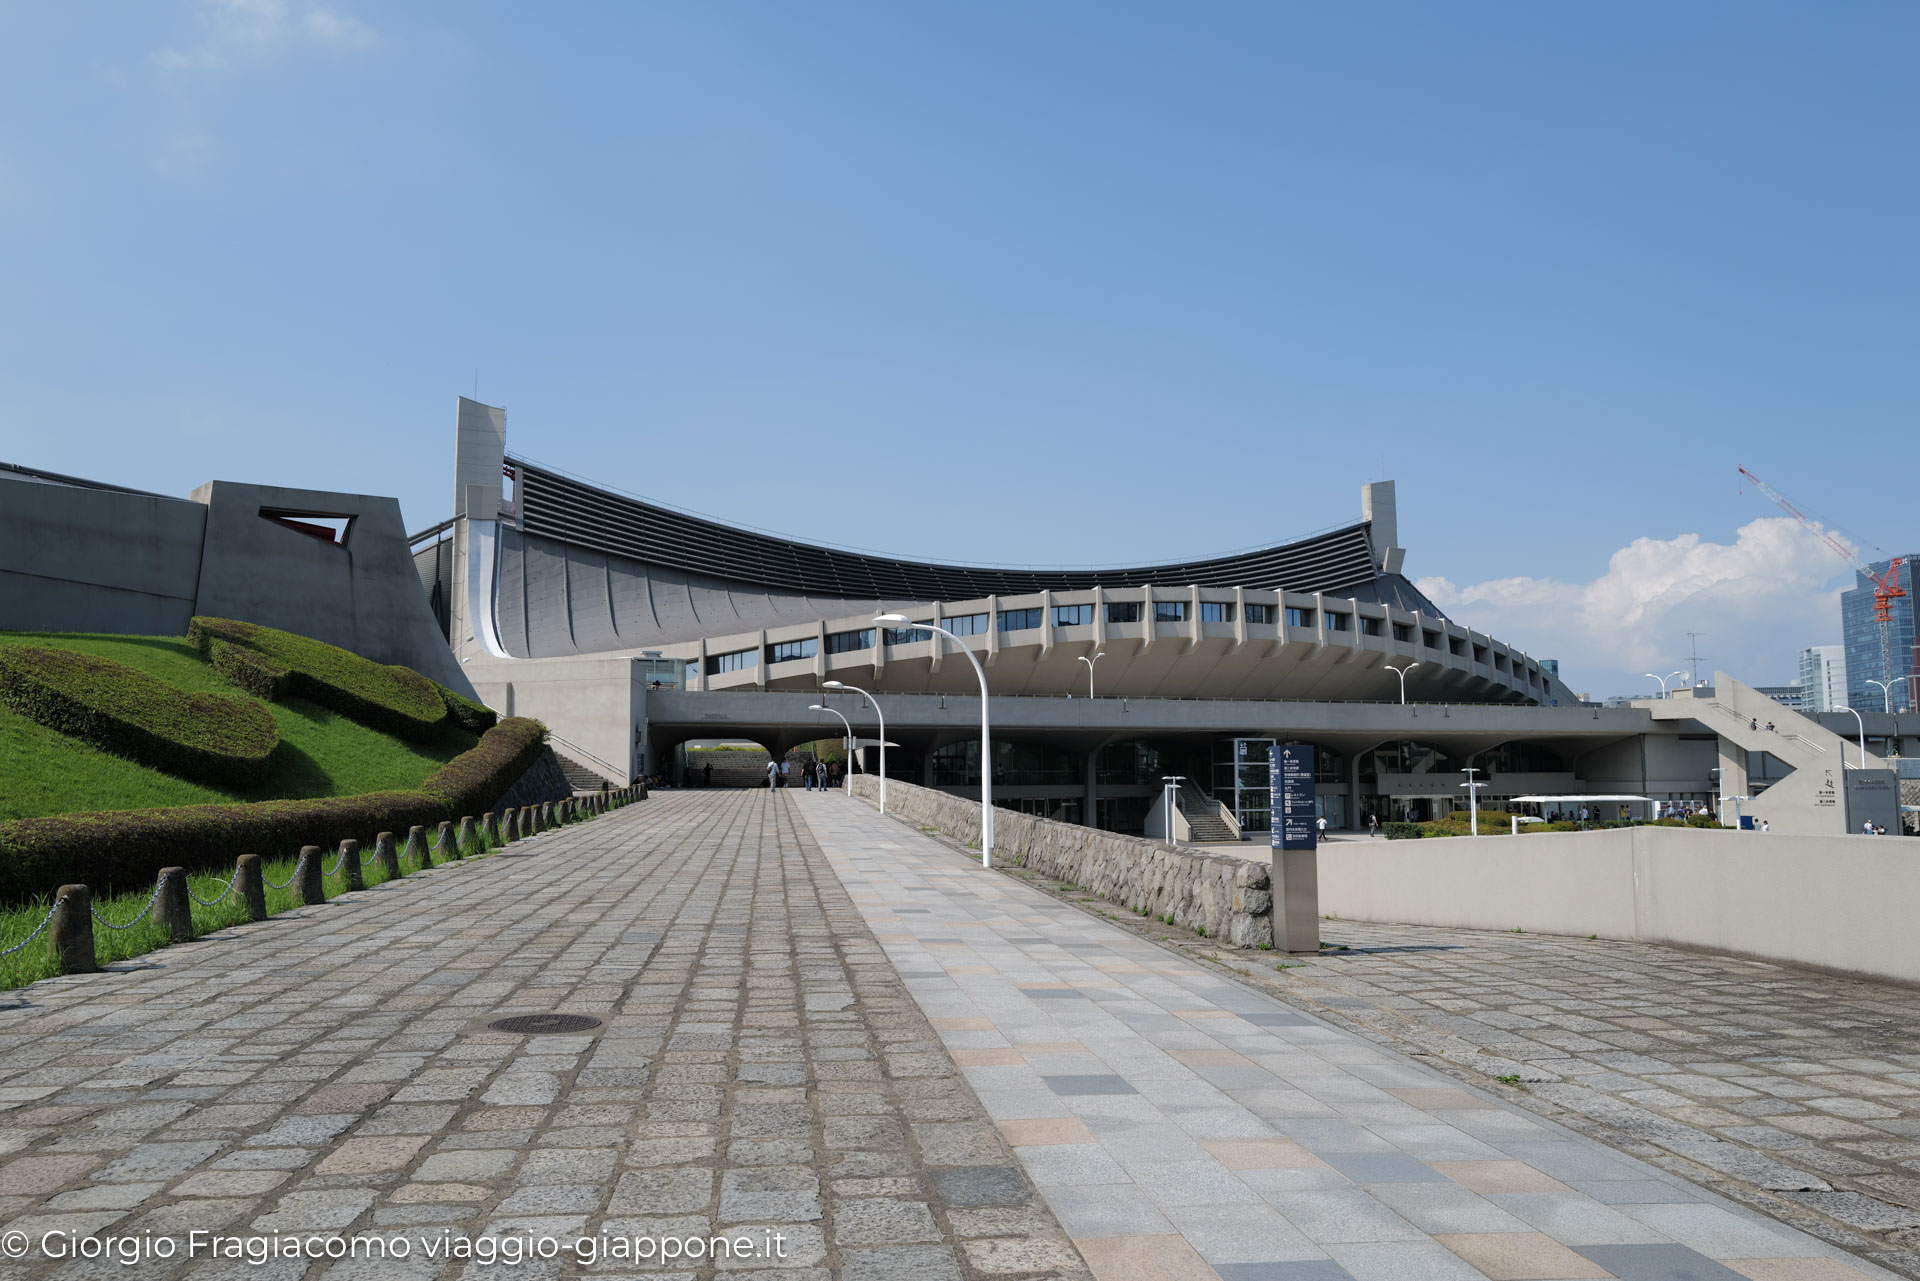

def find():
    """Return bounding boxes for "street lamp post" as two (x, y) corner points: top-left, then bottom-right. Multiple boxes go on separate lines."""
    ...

(1645, 673), (1670, 698)
(1866, 679), (1895, 714)
(807, 705), (855, 797)
(876, 614), (994, 866)
(1160, 775), (1187, 846)
(1077, 651), (1105, 699)
(1384, 662), (1419, 704)
(823, 680), (886, 814)
(1836, 705), (1866, 769)
(1668, 670), (1689, 692)
(1459, 767), (1484, 836)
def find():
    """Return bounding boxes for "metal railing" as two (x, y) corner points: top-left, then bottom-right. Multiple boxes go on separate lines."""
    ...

(546, 730), (627, 784)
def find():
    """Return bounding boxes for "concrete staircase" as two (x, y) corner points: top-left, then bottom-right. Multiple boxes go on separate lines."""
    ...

(1179, 783), (1243, 842)
(551, 750), (609, 795)
(689, 749), (781, 788)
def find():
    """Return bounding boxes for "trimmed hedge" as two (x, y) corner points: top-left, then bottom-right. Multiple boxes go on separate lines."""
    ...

(438, 683), (499, 733)
(0, 717), (547, 904)
(188, 616), (478, 741)
(0, 645), (277, 789)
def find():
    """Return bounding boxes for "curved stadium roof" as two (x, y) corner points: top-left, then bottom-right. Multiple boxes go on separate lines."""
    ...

(509, 459), (1386, 600)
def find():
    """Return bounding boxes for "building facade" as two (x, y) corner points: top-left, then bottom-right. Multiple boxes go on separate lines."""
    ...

(1799, 645), (1848, 714)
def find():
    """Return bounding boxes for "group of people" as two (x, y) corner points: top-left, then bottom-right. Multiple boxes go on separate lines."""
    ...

(764, 758), (844, 791)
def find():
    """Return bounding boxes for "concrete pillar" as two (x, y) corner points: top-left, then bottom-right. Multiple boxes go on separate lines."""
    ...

(500, 808), (517, 843)
(294, 846), (324, 907)
(455, 816), (477, 859)
(485, 812), (502, 846)
(402, 826), (426, 867)
(235, 855), (266, 921)
(155, 868), (192, 943)
(1347, 753), (1363, 831)
(431, 821), (454, 865)
(376, 832), (401, 880)
(53, 886), (94, 974)
(1084, 751), (1099, 830)
(340, 839), (364, 891)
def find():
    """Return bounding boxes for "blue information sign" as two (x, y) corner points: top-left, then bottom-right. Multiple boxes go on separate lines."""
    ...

(1269, 744), (1317, 851)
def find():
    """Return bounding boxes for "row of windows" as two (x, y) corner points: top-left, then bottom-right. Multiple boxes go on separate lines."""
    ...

(756, 615), (1541, 679)
(705, 648), (756, 676)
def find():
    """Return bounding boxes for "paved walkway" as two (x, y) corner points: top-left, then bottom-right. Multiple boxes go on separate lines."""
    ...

(798, 793), (1897, 1281)
(0, 791), (1081, 1279)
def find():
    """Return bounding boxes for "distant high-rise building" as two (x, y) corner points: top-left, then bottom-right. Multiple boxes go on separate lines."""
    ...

(1799, 645), (1848, 713)
(1755, 683), (1807, 711)
(1841, 558), (1916, 713)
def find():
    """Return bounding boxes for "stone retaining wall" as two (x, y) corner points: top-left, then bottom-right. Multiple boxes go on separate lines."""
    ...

(847, 777), (1273, 947)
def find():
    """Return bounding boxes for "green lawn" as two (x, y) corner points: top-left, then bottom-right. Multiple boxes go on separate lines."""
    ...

(0, 632), (476, 821)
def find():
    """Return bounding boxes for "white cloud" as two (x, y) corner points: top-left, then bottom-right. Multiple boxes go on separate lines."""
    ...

(1418, 517), (1850, 697)
(304, 9), (377, 49)
(152, 0), (376, 75)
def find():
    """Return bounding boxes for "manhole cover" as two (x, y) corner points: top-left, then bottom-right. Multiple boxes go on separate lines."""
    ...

(487, 1013), (602, 1035)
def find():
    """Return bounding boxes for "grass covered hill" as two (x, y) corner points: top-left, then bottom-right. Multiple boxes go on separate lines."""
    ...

(0, 631), (477, 822)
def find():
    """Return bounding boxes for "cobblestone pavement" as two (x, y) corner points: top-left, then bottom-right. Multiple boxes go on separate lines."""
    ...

(798, 793), (1900, 1281)
(0, 790), (1085, 1280)
(1161, 913), (1920, 1279)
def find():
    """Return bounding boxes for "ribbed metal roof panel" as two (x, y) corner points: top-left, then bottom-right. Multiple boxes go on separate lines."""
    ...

(510, 460), (1382, 598)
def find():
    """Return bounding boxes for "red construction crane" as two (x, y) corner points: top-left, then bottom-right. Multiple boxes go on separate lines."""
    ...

(1738, 466), (1909, 709)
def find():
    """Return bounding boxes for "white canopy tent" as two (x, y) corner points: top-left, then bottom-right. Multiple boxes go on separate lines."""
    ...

(1510, 794), (1656, 823)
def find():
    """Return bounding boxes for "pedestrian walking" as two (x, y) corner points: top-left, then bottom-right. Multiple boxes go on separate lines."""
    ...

(804, 760), (815, 791)
(1368, 813), (1380, 837)
(766, 759), (779, 789)
(818, 760), (830, 790)
(702, 762), (712, 788)
(1315, 815), (1328, 843)
(779, 760), (791, 789)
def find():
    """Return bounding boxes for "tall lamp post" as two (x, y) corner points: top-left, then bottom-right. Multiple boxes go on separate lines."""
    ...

(1836, 705), (1866, 769)
(1459, 766), (1484, 836)
(1866, 679), (1895, 714)
(823, 680), (886, 814)
(1384, 662), (1419, 704)
(876, 614), (994, 866)
(1645, 672), (1672, 698)
(808, 705), (854, 797)
(1160, 775), (1187, 846)
(1077, 652), (1105, 699)
(1668, 670), (1689, 692)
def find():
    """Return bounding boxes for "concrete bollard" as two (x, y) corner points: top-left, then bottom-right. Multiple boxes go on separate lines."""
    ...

(236, 855), (266, 921)
(558, 799), (571, 825)
(52, 885), (95, 974)
(531, 805), (545, 835)
(401, 826), (425, 870)
(499, 808), (516, 843)
(484, 812), (501, 846)
(155, 867), (192, 943)
(429, 821), (451, 866)
(377, 832), (401, 880)
(295, 846), (324, 907)
(340, 839), (363, 891)
(455, 816), (476, 860)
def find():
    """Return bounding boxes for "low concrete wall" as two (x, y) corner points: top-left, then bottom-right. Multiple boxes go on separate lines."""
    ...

(849, 777), (1273, 947)
(1319, 825), (1920, 984)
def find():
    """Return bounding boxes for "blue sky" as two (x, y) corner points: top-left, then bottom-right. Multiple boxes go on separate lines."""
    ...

(2, 2), (1914, 696)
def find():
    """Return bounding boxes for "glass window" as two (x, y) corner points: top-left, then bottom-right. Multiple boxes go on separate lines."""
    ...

(767, 638), (817, 664)
(1106, 601), (1142, 623)
(1358, 616), (1381, 636)
(684, 659), (700, 685)
(1200, 602), (1234, 623)
(1244, 603), (1275, 625)
(1053, 603), (1093, 627)
(1449, 637), (1465, 655)
(1153, 601), (1188, 623)
(826, 628), (874, 654)
(1325, 612), (1350, 632)
(1423, 629), (1442, 649)
(1473, 644), (1490, 664)
(945, 613), (989, 636)
(1285, 607), (1314, 628)
(1392, 622), (1413, 642)
(705, 648), (757, 675)
(883, 619), (939, 645)
(998, 607), (1041, 632)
